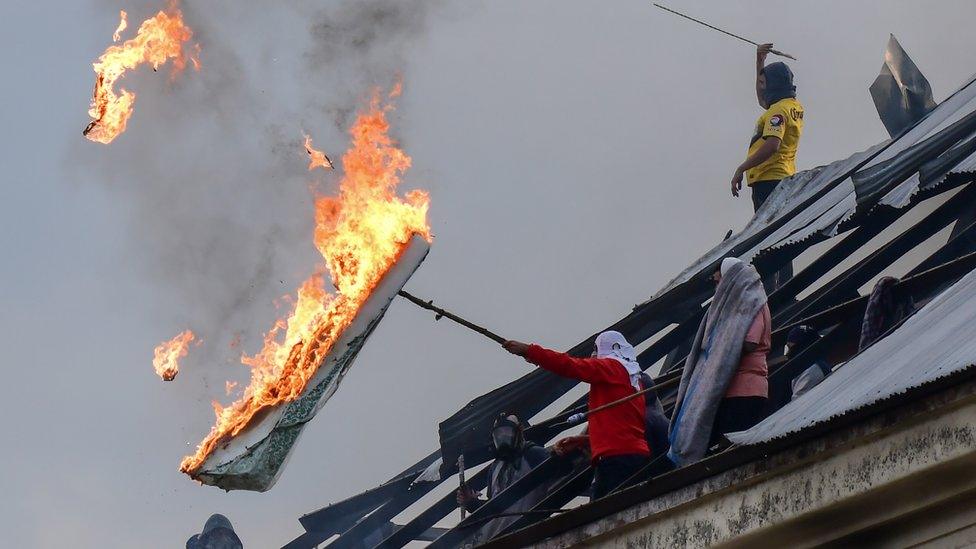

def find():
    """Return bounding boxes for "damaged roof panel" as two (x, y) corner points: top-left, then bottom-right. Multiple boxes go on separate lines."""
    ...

(649, 148), (870, 301)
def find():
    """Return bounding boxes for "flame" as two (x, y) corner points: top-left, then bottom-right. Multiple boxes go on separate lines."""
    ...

(84, 2), (198, 144)
(153, 329), (196, 381)
(180, 88), (430, 474)
(389, 77), (403, 99)
(113, 11), (128, 42)
(303, 133), (334, 170)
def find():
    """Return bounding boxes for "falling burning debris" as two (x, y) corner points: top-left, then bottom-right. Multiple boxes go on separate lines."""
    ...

(303, 134), (334, 170)
(153, 329), (196, 381)
(180, 88), (431, 484)
(84, 2), (199, 144)
(389, 78), (403, 99)
(112, 10), (128, 42)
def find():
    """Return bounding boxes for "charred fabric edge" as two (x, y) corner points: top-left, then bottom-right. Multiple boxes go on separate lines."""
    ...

(195, 329), (381, 491)
(193, 241), (430, 492)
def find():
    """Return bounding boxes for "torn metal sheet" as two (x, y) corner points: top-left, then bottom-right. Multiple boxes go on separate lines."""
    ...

(651, 144), (879, 299)
(870, 34), (937, 138)
(881, 133), (976, 208)
(193, 235), (430, 492)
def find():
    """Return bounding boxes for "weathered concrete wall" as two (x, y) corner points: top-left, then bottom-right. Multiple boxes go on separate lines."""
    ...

(532, 386), (976, 549)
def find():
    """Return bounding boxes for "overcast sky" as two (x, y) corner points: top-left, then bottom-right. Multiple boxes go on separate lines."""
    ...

(2, 1), (975, 547)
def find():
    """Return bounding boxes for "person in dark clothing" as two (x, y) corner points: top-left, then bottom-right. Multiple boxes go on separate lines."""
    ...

(456, 413), (550, 541)
(638, 373), (670, 461)
(504, 331), (650, 500)
(709, 397), (766, 446)
(186, 514), (243, 549)
(859, 276), (915, 350)
(786, 325), (833, 400)
(590, 453), (650, 499)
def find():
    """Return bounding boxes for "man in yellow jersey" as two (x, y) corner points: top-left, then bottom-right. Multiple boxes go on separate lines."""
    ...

(730, 43), (805, 212)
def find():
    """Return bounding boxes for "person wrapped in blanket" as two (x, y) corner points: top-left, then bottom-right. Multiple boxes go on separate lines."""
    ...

(668, 258), (771, 467)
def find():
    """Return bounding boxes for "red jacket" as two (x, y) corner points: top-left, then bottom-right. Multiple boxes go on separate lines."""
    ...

(524, 345), (649, 462)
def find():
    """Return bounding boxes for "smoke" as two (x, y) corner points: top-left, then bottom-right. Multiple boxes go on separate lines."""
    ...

(303, 0), (444, 124)
(73, 0), (446, 379)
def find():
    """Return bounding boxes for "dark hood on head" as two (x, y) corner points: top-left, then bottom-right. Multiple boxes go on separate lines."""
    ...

(762, 61), (796, 105)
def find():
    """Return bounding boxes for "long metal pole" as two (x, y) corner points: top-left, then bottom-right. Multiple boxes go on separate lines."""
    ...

(652, 3), (797, 60)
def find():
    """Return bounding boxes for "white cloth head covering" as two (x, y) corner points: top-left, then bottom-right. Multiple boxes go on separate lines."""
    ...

(595, 330), (642, 391)
(720, 257), (743, 277)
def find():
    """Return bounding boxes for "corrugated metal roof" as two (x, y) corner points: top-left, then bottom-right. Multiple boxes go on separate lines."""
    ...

(953, 150), (976, 174)
(728, 266), (976, 446)
(882, 143), (976, 208)
(651, 147), (874, 298)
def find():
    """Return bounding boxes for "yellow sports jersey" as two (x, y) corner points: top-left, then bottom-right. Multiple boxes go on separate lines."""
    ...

(745, 97), (804, 185)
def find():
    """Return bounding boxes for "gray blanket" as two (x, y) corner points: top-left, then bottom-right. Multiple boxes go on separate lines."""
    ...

(668, 261), (767, 466)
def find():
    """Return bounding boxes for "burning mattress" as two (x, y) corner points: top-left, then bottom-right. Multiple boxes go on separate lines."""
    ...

(178, 87), (429, 491)
(190, 235), (428, 491)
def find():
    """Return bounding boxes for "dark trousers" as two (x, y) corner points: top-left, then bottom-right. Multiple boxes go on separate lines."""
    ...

(751, 179), (779, 211)
(709, 397), (767, 447)
(591, 454), (649, 500)
(751, 179), (793, 291)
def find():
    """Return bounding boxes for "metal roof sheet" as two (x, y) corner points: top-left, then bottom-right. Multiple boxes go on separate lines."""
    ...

(728, 265), (976, 446)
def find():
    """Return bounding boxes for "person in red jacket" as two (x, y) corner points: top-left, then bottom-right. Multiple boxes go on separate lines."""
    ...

(503, 331), (650, 499)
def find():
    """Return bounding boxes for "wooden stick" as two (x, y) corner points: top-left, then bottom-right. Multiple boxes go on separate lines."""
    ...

(457, 454), (467, 520)
(652, 3), (797, 60)
(530, 373), (684, 435)
(397, 290), (508, 345)
(589, 376), (679, 417)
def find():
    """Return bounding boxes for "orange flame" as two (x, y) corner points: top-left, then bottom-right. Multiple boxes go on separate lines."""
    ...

(113, 10), (128, 42)
(180, 88), (430, 474)
(84, 2), (198, 144)
(303, 133), (334, 170)
(389, 77), (403, 99)
(153, 329), (196, 381)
